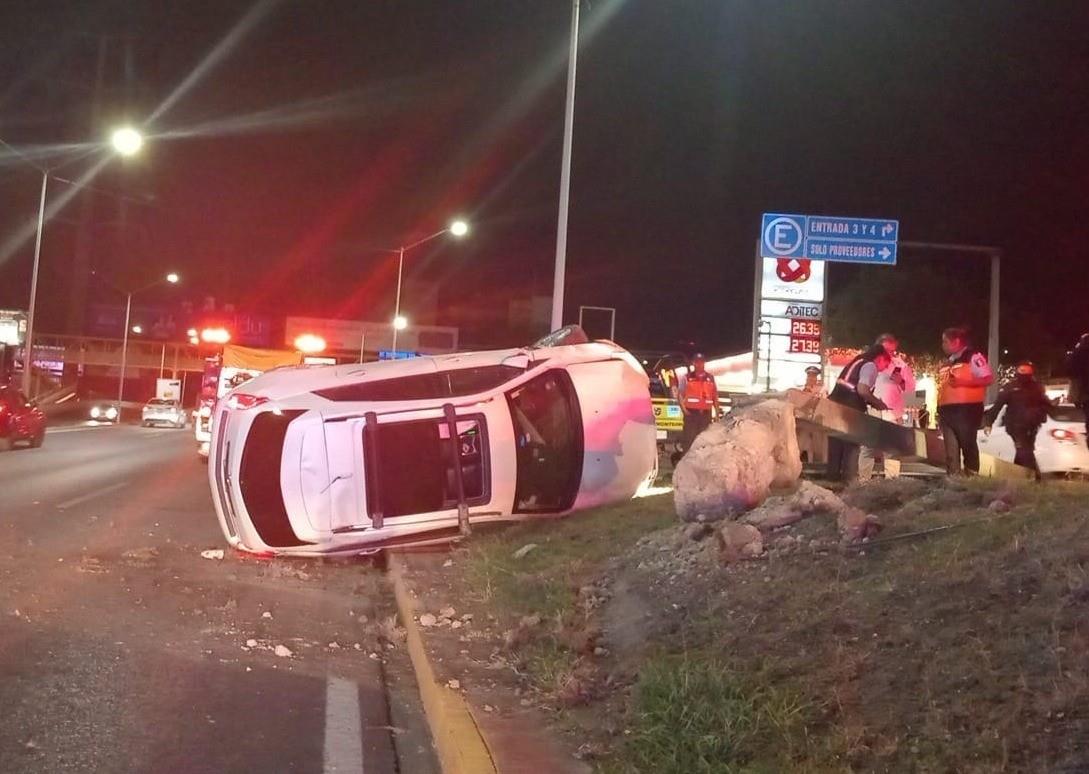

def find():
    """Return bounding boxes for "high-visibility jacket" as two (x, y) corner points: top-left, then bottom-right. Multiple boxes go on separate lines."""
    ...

(828, 354), (870, 411)
(938, 348), (990, 406)
(683, 371), (718, 412)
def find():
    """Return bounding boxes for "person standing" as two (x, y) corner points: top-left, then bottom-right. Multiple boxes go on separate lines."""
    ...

(937, 327), (994, 475)
(827, 344), (892, 481)
(802, 365), (825, 396)
(679, 354), (720, 458)
(983, 361), (1055, 480)
(860, 347), (917, 480)
(1066, 332), (1089, 450)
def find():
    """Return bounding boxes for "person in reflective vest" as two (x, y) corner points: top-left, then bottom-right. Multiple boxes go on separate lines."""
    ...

(679, 354), (720, 457)
(827, 344), (892, 481)
(938, 327), (994, 475)
(983, 361), (1055, 480)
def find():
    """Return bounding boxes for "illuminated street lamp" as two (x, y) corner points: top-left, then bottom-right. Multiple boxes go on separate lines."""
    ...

(388, 218), (469, 353)
(110, 126), (144, 157)
(294, 333), (326, 354)
(19, 124), (146, 397)
(117, 272), (179, 420)
(131, 325), (143, 335)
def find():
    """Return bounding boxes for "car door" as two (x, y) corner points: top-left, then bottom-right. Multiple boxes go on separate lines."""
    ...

(978, 406), (1015, 463)
(6, 390), (33, 440)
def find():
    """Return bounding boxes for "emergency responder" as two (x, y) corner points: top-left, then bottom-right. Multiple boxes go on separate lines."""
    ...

(1066, 333), (1089, 449)
(827, 344), (892, 481)
(679, 354), (720, 457)
(802, 365), (824, 395)
(937, 327), (994, 475)
(983, 361), (1055, 480)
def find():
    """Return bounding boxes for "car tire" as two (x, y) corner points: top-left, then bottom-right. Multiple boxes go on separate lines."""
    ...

(30, 432), (44, 449)
(0, 435), (11, 452)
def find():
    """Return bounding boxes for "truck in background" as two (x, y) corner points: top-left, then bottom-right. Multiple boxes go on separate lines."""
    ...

(195, 344), (303, 459)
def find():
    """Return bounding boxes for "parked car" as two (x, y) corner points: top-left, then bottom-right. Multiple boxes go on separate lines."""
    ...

(208, 328), (658, 556)
(978, 403), (1089, 476)
(0, 386), (46, 450)
(142, 398), (187, 428)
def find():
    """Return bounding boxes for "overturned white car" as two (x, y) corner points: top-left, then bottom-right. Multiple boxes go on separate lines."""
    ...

(207, 328), (658, 555)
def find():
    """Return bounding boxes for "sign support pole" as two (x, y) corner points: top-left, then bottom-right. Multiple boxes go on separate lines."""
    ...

(750, 240), (762, 391)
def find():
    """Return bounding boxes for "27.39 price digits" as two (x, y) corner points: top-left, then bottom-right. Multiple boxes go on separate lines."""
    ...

(788, 337), (821, 354)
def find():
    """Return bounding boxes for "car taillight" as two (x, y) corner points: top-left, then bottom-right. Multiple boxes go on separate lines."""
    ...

(225, 393), (268, 410)
(1051, 428), (1077, 443)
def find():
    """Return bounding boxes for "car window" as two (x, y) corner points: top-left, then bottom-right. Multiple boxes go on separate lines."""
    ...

(1053, 405), (1086, 423)
(4, 389), (27, 408)
(444, 365), (524, 396)
(315, 365), (524, 402)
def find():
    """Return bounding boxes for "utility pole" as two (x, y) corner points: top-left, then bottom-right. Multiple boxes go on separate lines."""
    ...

(550, 0), (580, 332)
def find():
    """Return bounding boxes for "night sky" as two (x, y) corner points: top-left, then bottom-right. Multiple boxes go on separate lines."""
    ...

(1, 1), (1087, 362)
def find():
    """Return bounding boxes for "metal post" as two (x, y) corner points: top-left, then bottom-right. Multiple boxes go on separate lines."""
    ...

(550, 0), (580, 332)
(751, 241), (762, 391)
(392, 246), (404, 354)
(988, 250), (1001, 402)
(358, 329), (367, 363)
(117, 293), (132, 420)
(159, 343), (166, 378)
(22, 170), (48, 397)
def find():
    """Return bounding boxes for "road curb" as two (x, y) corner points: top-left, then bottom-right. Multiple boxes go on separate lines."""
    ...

(389, 553), (498, 774)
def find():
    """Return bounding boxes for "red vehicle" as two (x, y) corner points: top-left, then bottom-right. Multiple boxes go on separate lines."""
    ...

(0, 386), (46, 451)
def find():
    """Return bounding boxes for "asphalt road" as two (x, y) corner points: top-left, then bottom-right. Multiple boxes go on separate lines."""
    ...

(0, 422), (437, 773)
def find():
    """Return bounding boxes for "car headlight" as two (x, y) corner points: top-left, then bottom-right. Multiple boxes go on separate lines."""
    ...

(105, 407), (119, 420)
(90, 406), (101, 418)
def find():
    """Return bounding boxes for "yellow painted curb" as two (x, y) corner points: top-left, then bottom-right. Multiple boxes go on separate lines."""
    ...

(389, 553), (497, 774)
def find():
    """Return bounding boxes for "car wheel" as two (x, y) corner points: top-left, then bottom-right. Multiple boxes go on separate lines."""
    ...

(30, 432), (44, 449)
(0, 435), (11, 452)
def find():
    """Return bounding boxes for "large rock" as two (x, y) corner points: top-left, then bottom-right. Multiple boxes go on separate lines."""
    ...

(673, 400), (802, 522)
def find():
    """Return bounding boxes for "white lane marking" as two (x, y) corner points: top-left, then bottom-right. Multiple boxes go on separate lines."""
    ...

(56, 482), (128, 510)
(324, 675), (365, 774)
(47, 423), (118, 434)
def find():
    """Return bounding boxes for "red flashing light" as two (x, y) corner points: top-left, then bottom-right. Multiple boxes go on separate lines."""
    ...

(225, 393), (267, 411)
(201, 327), (232, 345)
(1051, 428), (1077, 443)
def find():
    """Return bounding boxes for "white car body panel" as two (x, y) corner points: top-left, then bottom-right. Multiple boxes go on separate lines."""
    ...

(978, 405), (1089, 475)
(208, 340), (657, 555)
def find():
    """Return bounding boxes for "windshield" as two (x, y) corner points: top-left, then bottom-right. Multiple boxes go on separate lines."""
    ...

(506, 370), (583, 513)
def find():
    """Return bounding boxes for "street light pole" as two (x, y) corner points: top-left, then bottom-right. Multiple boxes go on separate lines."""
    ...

(550, 0), (580, 332)
(392, 246), (405, 354)
(21, 170), (48, 397)
(117, 291), (133, 418)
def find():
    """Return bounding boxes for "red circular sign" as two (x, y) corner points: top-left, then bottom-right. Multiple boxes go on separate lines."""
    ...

(776, 258), (812, 283)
